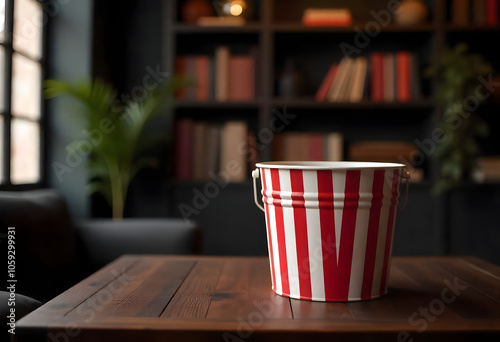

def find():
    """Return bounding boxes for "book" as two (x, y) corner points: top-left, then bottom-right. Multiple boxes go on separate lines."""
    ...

(338, 58), (356, 102)
(486, 0), (499, 26)
(204, 124), (221, 179)
(272, 133), (286, 161)
(215, 46), (230, 101)
(284, 133), (309, 161)
(302, 8), (353, 27)
(452, 0), (470, 25)
(228, 54), (255, 100)
(473, 0), (487, 26)
(219, 121), (248, 182)
(175, 55), (197, 100)
(327, 57), (353, 102)
(308, 133), (324, 161)
(325, 132), (343, 161)
(192, 121), (208, 180)
(383, 53), (396, 102)
(272, 132), (344, 161)
(174, 118), (194, 180)
(175, 55), (209, 101)
(396, 51), (411, 102)
(370, 52), (384, 102)
(315, 63), (338, 102)
(348, 141), (417, 164)
(349, 57), (368, 102)
(174, 56), (187, 99)
(410, 53), (422, 100)
(195, 55), (210, 101)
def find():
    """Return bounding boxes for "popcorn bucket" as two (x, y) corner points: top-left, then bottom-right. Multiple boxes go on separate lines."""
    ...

(252, 161), (409, 302)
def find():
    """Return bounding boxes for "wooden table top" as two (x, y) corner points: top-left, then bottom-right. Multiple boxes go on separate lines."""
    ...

(16, 255), (500, 341)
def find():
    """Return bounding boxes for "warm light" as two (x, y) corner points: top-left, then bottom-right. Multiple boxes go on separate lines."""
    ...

(222, 0), (247, 17)
(230, 4), (243, 16)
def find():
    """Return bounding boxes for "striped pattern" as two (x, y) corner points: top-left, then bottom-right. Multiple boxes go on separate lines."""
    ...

(261, 167), (401, 302)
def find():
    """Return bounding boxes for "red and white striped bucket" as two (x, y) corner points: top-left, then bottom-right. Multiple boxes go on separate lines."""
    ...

(252, 161), (409, 302)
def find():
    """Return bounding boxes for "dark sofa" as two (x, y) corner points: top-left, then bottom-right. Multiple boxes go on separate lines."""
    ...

(0, 189), (199, 340)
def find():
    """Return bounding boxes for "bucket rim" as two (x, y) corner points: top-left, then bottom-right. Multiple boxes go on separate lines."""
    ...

(256, 161), (407, 170)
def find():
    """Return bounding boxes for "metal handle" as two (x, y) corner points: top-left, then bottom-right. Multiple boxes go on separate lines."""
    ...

(252, 169), (265, 212)
(398, 168), (411, 213)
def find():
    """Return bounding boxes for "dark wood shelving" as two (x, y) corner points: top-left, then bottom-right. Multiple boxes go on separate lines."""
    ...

(444, 25), (500, 32)
(155, 0), (500, 262)
(271, 22), (437, 33)
(173, 22), (438, 34)
(165, 0), (500, 184)
(172, 23), (262, 33)
(175, 100), (262, 109)
(271, 98), (436, 109)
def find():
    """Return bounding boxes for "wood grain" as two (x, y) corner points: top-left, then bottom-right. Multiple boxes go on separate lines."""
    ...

(15, 255), (500, 342)
(160, 258), (223, 319)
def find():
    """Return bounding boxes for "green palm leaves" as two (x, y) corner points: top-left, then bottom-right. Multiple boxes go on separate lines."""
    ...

(45, 77), (182, 219)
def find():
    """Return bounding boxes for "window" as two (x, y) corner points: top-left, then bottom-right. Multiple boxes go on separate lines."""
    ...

(0, 0), (44, 187)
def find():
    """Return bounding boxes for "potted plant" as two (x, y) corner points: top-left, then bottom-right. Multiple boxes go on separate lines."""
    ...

(44, 77), (182, 219)
(426, 43), (493, 193)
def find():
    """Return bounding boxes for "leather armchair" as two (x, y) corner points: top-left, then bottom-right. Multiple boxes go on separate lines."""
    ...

(0, 189), (199, 341)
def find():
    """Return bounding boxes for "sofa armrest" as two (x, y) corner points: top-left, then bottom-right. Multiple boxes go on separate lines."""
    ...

(0, 190), (80, 302)
(0, 291), (41, 341)
(74, 218), (200, 272)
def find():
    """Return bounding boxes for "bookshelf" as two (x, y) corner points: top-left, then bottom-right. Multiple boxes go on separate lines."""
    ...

(164, 0), (500, 184)
(103, 0), (500, 258)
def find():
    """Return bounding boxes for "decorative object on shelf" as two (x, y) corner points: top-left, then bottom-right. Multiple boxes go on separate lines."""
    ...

(196, 16), (246, 26)
(44, 77), (183, 219)
(278, 57), (303, 98)
(394, 0), (428, 25)
(302, 8), (353, 27)
(181, 0), (213, 24)
(218, 0), (252, 19)
(425, 43), (493, 193)
(473, 157), (500, 182)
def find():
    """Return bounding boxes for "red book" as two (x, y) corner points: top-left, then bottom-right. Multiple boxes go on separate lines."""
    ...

(175, 55), (197, 100)
(396, 51), (411, 102)
(315, 63), (338, 102)
(174, 119), (194, 180)
(308, 134), (324, 161)
(486, 0), (498, 26)
(195, 56), (209, 101)
(228, 55), (255, 100)
(174, 56), (187, 99)
(370, 53), (384, 102)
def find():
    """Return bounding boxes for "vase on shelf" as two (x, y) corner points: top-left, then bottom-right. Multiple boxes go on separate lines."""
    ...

(181, 0), (213, 24)
(394, 0), (428, 26)
(278, 58), (303, 98)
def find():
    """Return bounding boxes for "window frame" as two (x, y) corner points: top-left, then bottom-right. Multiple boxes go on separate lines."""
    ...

(0, 0), (46, 190)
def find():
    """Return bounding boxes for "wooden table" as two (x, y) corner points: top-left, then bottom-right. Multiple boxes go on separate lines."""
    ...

(16, 255), (500, 341)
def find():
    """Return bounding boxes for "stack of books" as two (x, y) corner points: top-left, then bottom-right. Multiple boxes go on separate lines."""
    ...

(348, 140), (423, 182)
(174, 119), (258, 182)
(272, 132), (343, 161)
(315, 52), (421, 103)
(175, 45), (258, 102)
(451, 0), (499, 26)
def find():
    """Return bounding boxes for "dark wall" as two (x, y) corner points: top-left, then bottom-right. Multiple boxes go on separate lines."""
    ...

(93, 0), (163, 93)
(47, 0), (93, 219)
(92, 0), (167, 217)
